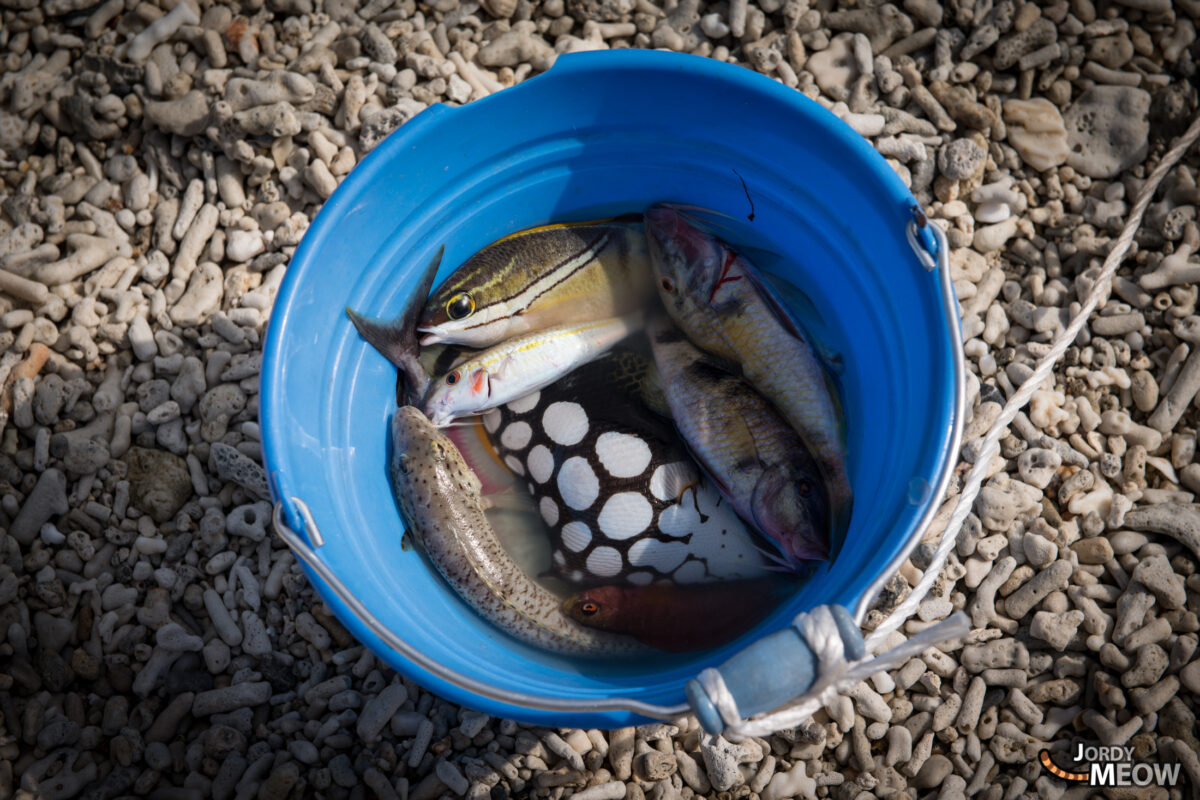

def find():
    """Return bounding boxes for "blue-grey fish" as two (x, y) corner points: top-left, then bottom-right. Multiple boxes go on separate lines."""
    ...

(644, 204), (852, 523)
(647, 316), (831, 566)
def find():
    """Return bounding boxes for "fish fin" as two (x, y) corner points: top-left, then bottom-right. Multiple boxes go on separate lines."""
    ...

(492, 216), (643, 245)
(445, 424), (515, 496)
(677, 480), (700, 506)
(738, 262), (813, 346)
(668, 203), (741, 223)
(488, 506), (552, 578)
(400, 529), (415, 552)
(817, 346), (846, 377)
(665, 204), (788, 266)
(824, 369), (848, 443)
(665, 204), (744, 241)
(749, 467), (786, 526)
(493, 354), (517, 381)
(752, 542), (796, 571)
(470, 367), (489, 397)
(756, 270), (847, 376)
(480, 487), (537, 514)
(346, 306), (410, 365)
(347, 245), (444, 404)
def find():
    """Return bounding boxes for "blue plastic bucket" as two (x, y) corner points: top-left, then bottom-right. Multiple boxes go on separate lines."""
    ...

(261, 49), (963, 729)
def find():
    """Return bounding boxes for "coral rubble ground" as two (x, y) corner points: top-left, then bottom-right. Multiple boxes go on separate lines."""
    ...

(0, 0), (1198, 798)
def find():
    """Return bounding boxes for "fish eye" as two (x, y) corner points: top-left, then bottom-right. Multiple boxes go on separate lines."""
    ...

(445, 370), (460, 386)
(660, 277), (675, 293)
(580, 601), (599, 616)
(446, 292), (475, 320)
(797, 480), (812, 497)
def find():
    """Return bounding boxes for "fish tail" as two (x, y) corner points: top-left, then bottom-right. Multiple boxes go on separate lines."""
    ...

(347, 246), (444, 404)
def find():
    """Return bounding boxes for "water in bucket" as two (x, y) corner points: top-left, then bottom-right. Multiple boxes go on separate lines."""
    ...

(354, 204), (854, 658)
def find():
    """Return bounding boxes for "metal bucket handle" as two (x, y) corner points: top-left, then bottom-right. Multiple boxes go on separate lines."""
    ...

(271, 212), (965, 729)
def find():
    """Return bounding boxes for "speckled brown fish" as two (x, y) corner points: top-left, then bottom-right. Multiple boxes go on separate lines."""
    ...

(389, 405), (647, 656)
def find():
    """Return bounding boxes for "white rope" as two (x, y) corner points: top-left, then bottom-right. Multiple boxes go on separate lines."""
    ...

(702, 113), (1200, 741)
(704, 608), (970, 741)
(865, 112), (1200, 653)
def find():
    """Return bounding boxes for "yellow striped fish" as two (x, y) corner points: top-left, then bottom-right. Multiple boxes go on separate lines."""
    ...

(418, 220), (653, 347)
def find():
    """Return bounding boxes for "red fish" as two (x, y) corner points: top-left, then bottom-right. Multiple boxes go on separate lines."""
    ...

(562, 578), (794, 652)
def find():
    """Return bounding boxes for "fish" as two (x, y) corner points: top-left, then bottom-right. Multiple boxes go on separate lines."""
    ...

(417, 220), (654, 347)
(388, 405), (647, 656)
(477, 349), (771, 587)
(643, 204), (853, 522)
(562, 577), (794, 652)
(647, 316), (831, 566)
(347, 246), (445, 406)
(422, 313), (642, 427)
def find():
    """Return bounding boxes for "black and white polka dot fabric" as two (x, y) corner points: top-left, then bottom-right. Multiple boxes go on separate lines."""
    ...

(481, 352), (768, 588)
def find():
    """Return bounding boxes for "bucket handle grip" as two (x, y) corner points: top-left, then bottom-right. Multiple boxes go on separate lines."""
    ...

(685, 604), (863, 735)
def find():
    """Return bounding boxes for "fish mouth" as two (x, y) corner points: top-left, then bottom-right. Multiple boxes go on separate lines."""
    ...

(783, 534), (829, 564)
(643, 205), (681, 244)
(417, 327), (444, 346)
(645, 204), (716, 272)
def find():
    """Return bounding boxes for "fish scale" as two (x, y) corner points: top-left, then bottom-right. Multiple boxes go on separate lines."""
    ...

(479, 350), (770, 588)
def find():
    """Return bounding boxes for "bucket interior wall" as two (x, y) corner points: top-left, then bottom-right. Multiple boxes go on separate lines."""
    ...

(262, 51), (957, 727)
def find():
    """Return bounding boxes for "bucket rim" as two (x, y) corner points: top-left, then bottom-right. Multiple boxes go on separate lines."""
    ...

(260, 48), (966, 723)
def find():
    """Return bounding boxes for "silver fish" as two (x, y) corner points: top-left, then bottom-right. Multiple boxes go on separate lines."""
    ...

(644, 204), (852, 522)
(647, 316), (831, 566)
(389, 405), (647, 656)
(422, 313), (642, 426)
